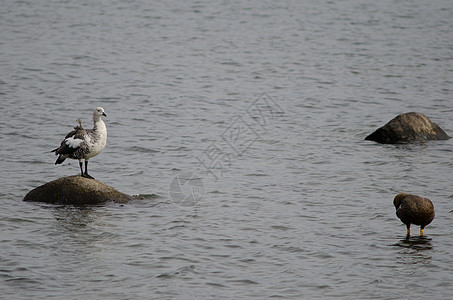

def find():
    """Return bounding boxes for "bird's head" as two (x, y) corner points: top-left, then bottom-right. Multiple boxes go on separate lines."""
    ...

(393, 193), (408, 209)
(93, 107), (107, 119)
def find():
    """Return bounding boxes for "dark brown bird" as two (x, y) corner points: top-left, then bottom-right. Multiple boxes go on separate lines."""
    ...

(393, 193), (435, 236)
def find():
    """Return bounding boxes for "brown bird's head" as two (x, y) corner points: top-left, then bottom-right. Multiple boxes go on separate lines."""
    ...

(393, 193), (408, 209)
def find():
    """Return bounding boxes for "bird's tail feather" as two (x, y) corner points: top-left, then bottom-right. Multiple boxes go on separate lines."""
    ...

(55, 155), (66, 165)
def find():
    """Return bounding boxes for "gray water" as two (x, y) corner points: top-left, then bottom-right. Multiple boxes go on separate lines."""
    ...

(1, 0), (453, 299)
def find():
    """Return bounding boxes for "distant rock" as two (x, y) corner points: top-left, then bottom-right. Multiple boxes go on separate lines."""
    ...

(365, 112), (450, 144)
(23, 175), (133, 205)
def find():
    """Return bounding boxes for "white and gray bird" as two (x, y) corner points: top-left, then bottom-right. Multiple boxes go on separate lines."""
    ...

(52, 107), (107, 179)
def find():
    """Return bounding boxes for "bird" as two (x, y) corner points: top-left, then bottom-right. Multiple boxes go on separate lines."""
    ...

(393, 193), (435, 236)
(52, 107), (107, 179)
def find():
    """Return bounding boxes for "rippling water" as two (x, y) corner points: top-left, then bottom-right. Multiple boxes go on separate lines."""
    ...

(1, 0), (453, 299)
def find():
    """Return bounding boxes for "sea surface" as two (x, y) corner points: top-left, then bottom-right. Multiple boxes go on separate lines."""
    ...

(1, 0), (453, 299)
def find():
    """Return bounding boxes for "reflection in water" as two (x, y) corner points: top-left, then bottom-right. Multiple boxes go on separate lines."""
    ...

(51, 205), (103, 232)
(393, 236), (433, 265)
(48, 206), (114, 258)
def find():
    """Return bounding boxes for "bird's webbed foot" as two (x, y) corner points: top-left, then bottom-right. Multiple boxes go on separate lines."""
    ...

(82, 173), (95, 179)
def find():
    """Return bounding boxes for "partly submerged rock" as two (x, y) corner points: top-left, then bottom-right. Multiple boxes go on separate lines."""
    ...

(23, 175), (133, 205)
(365, 112), (450, 144)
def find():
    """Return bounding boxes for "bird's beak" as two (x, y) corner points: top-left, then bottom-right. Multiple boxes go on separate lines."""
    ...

(102, 112), (107, 117)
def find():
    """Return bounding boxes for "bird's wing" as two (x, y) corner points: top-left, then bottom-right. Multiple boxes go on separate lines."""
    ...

(52, 128), (86, 155)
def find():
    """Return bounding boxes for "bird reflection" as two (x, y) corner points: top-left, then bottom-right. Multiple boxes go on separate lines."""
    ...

(393, 235), (433, 265)
(394, 235), (433, 251)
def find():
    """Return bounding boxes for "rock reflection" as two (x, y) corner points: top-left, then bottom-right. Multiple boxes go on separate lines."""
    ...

(48, 206), (114, 257)
(51, 206), (104, 232)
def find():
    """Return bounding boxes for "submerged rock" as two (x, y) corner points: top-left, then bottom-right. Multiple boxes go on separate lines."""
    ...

(365, 112), (450, 144)
(23, 175), (133, 205)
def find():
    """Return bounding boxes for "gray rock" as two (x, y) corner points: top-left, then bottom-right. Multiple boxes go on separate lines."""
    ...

(365, 112), (450, 144)
(23, 175), (133, 205)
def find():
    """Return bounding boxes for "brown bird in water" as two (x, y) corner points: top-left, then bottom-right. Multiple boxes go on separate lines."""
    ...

(393, 193), (435, 236)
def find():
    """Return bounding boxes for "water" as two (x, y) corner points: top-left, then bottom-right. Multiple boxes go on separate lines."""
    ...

(1, 0), (453, 298)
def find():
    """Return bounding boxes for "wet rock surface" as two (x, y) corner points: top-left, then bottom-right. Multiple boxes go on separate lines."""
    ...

(365, 112), (450, 144)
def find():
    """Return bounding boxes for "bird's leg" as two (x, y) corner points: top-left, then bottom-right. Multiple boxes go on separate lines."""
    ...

(420, 228), (424, 236)
(79, 161), (84, 176)
(82, 160), (94, 179)
(406, 225), (410, 236)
